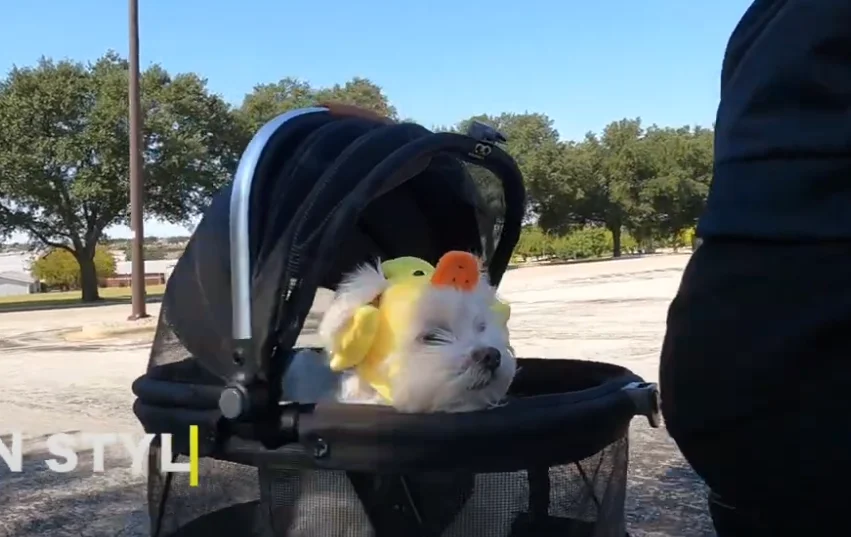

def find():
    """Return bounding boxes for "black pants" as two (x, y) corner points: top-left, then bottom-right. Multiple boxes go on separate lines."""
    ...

(660, 239), (851, 536)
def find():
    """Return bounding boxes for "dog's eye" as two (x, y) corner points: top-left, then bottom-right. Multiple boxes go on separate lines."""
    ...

(419, 329), (447, 345)
(475, 320), (487, 333)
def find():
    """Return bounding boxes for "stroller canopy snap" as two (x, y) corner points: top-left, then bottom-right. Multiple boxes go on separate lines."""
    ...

(133, 105), (660, 537)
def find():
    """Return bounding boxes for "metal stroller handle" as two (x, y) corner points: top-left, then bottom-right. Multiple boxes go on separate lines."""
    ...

(229, 107), (328, 343)
(221, 107), (329, 422)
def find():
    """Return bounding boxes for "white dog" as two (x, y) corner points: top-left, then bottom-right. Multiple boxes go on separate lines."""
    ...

(274, 255), (519, 537)
(317, 252), (517, 413)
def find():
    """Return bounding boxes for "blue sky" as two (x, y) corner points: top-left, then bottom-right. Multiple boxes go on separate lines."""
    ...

(2, 0), (751, 241)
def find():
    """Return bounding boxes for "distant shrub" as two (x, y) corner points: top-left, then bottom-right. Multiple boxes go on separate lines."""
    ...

(513, 225), (642, 261)
(680, 227), (697, 249)
(31, 245), (117, 290)
(514, 226), (551, 261)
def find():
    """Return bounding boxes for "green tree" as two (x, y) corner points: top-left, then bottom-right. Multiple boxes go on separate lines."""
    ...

(458, 114), (715, 259)
(124, 243), (171, 261)
(532, 119), (653, 257)
(0, 52), (242, 301)
(164, 235), (189, 245)
(635, 125), (712, 243)
(579, 119), (654, 257)
(0, 212), (10, 241)
(32, 245), (117, 290)
(236, 76), (397, 136)
(514, 226), (550, 261)
(456, 113), (566, 222)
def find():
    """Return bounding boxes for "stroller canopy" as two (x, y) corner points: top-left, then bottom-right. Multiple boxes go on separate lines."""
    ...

(146, 105), (526, 411)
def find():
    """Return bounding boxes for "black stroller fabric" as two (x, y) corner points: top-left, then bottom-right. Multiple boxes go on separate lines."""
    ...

(141, 360), (641, 537)
(147, 117), (501, 387)
(134, 108), (656, 537)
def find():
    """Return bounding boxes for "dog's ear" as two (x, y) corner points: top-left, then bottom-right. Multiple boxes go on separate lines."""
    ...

(319, 262), (388, 371)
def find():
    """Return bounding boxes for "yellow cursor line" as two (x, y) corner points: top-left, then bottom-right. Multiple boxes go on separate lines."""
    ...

(188, 425), (199, 487)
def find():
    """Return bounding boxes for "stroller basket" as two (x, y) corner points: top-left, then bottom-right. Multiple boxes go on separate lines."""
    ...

(132, 105), (661, 537)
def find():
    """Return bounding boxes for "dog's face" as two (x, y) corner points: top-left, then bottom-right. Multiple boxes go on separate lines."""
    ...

(386, 278), (516, 413)
(320, 252), (516, 413)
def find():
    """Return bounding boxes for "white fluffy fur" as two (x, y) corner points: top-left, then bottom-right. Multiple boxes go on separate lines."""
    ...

(319, 260), (516, 413)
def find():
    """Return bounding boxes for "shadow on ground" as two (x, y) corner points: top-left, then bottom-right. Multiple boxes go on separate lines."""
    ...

(0, 328), (153, 353)
(626, 421), (715, 537)
(0, 340), (153, 353)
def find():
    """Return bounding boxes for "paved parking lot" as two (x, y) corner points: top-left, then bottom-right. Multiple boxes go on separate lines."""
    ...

(0, 254), (714, 537)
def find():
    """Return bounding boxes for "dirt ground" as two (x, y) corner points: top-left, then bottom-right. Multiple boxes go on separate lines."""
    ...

(0, 254), (714, 537)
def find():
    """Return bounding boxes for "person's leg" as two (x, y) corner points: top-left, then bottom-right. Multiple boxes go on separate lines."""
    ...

(707, 493), (775, 537)
(660, 239), (851, 535)
(664, 0), (851, 532)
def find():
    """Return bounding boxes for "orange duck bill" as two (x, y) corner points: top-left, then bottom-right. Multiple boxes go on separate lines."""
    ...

(430, 251), (480, 292)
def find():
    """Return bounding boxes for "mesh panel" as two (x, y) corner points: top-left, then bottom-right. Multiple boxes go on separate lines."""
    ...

(148, 448), (261, 537)
(465, 161), (507, 263)
(148, 299), (193, 371)
(146, 282), (329, 377)
(148, 438), (628, 537)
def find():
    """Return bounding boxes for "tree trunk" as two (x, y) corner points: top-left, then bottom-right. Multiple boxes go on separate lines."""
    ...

(77, 251), (101, 302)
(609, 224), (622, 258)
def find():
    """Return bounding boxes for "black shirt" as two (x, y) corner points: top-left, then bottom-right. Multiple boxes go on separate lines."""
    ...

(698, 0), (851, 239)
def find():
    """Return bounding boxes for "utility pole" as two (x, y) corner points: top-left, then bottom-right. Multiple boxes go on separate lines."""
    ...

(128, 0), (148, 320)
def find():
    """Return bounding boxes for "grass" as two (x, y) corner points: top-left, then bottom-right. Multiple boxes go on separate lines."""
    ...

(0, 284), (166, 312)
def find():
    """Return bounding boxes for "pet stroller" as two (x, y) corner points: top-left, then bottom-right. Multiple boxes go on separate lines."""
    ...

(132, 105), (661, 537)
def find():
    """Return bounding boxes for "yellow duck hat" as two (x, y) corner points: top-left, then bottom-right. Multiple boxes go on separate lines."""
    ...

(318, 251), (510, 404)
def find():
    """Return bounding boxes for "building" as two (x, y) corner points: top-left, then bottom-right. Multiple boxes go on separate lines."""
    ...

(103, 259), (178, 287)
(0, 271), (38, 297)
(0, 253), (36, 296)
(115, 259), (178, 279)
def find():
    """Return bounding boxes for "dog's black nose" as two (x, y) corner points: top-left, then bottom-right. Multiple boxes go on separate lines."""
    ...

(472, 347), (501, 372)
